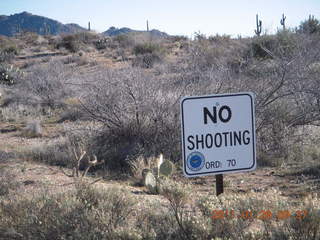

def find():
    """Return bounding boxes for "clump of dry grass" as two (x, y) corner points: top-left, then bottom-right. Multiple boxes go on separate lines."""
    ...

(0, 168), (19, 196)
(21, 120), (42, 138)
(23, 137), (72, 166)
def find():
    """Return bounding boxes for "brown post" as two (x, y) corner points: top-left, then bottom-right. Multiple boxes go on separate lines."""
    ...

(216, 174), (223, 196)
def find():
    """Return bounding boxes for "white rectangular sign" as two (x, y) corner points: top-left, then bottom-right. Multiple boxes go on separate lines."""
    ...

(181, 92), (256, 177)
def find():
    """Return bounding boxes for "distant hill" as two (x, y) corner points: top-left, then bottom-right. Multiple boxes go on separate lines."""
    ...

(0, 12), (87, 37)
(103, 26), (169, 38)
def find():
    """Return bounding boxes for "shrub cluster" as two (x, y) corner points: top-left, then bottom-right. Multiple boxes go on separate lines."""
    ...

(1, 180), (319, 239)
(56, 32), (99, 52)
(0, 184), (136, 239)
(0, 64), (22, 85)
(16, 60), (73, 108)
(80, 67), (181, 172)
(132, 43), (165, 68)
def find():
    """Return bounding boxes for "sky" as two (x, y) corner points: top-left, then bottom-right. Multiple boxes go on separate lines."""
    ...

(0, 0), (319, 37)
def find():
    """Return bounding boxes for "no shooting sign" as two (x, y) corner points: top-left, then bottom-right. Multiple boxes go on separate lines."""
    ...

(181, 92), (256, 177)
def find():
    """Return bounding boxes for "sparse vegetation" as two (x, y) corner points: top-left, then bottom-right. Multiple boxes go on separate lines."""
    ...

(0, 14), (320, 239)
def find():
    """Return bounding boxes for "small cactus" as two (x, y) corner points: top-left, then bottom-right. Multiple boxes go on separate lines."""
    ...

(159, 160), (174, 177)
(141, 154), (175, 194)
(144, 171), (157, 194)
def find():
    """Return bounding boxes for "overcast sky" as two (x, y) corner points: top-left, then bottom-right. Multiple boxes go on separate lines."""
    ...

(1, 0), (319, 37)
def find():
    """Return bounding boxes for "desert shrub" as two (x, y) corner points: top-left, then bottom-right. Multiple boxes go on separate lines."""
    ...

(17, 60), (73, 108)
(0, 184), (136, 240)
(138, 181), (260, 240)
(62, 55), (88, 66)
(113, 34), (135, 48)
(133, 42), (162, 55)
(58, 34), (80, 52)
(248, 31), (298, 60)
(188, 43), (221, 70)
(0, 100), (48, 122)
(289, 164), (320, 178)
(178, 30), (320, 167)
(263, 197), (320, 240)
(274, 30), (298, 58)
(0, 168), (19, 196)
(24, 139), (72, 167)
(250, 35), (278, 59)
(132, 52), (162, 68)
(24, 123), (98, 168)
(57, 107), (87, 123)
(185, 36), (248, 75)
(0, 151), (15, 163)
(21, 120), (43, 138)
(0, 45), (18, 63)
(73, 32), (99, 44)
(94, 37), (111, 50)
(297, 15), (320, 35)
(133, 43), (165, 68)
(56, 32), (99, 52)
(56, 97), (88, 123)
(208, 34), (231, 43)
(0, 64), (22, 85)
(80, 67), (181, 173)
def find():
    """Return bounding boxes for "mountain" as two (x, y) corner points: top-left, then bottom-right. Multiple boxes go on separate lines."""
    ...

(0, 12), (87, 37)
(103, 26), (168, 38)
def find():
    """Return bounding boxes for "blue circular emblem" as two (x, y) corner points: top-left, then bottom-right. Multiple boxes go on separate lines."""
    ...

(187, 152), (205, 171)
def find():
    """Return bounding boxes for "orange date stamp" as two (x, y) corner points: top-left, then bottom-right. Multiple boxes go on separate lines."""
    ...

(211, 209), (308, 221)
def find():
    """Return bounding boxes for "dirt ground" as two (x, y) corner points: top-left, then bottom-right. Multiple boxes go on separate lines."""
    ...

(1, 121), (318, 204)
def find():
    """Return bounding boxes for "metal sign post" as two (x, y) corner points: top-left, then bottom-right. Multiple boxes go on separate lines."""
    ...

(216, 174), (223, 196)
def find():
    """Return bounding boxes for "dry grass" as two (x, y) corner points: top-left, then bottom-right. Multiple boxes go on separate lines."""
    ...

(1, 175), (319, 240)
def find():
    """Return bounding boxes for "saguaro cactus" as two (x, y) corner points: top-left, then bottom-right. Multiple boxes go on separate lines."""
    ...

(280, 14), (286, 30)
(255, 14), (262, 36)
(146, 20), (149, 32)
